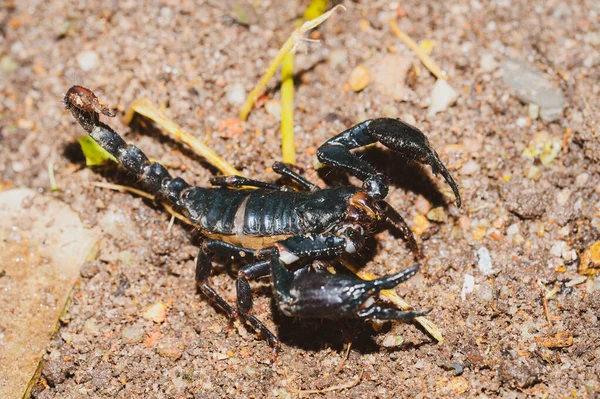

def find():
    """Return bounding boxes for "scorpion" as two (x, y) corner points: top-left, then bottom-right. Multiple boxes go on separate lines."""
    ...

(64, 85), (461, 352)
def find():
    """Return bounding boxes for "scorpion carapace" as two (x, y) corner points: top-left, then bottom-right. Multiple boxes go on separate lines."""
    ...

(65, 86), (461, 353)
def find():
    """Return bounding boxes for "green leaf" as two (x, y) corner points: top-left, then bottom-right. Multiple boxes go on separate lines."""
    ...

(78, 136), (116, 166)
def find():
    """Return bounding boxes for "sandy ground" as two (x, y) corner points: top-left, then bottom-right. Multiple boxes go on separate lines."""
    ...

(1, 0), (599, 398)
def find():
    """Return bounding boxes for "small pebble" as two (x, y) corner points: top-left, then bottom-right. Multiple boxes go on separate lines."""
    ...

(460, 159), (480, 175)
(476, 281), (494, 302)
(76, 50), (99, 71)
(143, 301), (167, 323)
(461, 274), (475, 300)
(264, 99), (281, 120)
(476, 246), (494, 275)
(575, 173), (589, 187)
(412, 214), (431, 235)
(427, 207), (447, 223)
(414, 195), (432, 215)
(0, 55), (18, 72)
(328, 49), (348, 69)
(122, 324), (145, 344)
(528, 103), (540, 120)
(382, 334), (404, 347)
(157, 338), (184, 359)
(225, 83), (246, 105)
(428, 79), (458, 117)
(349, 65), (371, 92)
(556, 188), (570, 206)
(503, 59), (564, 122)
(480, 53), (498, 72)
(83, 318), (100, 336)
(382, 104), (399, 118)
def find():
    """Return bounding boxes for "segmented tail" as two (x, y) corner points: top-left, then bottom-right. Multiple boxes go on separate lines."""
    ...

(64, 86), (191, 209)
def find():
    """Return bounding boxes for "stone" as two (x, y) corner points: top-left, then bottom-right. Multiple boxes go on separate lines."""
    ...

(503, 59), (565, 122)
(428, 79), (458, 117)
(225, 83), (246, 105)
(0, 189), (99, 399)
(76, 50), (99, 71)
(348, 65), (371, 92)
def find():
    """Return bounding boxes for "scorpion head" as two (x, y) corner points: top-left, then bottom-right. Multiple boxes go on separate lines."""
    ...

(346, 191), (385, 232)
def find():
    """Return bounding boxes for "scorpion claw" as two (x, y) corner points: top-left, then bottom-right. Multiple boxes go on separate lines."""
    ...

(367, 118), (461, 207)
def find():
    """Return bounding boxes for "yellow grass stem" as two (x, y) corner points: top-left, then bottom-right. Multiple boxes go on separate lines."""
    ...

(389, 19), (448, 81)
(124, 97), (241, 176)
(239, 5), (345, 121)
(280, 52), (296, 164)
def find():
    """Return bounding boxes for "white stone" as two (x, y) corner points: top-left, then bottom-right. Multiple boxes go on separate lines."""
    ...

(461, 274), (475, 301)
(476, 246), (494, 275)
(76, 50), (99, 71)
(225, 83), (246, 105)
(428, 79), (458, 117)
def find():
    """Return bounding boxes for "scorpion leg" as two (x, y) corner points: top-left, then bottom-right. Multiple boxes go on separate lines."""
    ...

(270, 250), (429, 320)
(317, 118), (461, 206)
(272, 162), (317, 191)
(382, 201), (420, 259)
(195, 239), (280, 348)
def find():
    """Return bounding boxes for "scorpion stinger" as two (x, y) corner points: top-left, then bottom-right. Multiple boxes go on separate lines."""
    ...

(317, 118), (461, 207)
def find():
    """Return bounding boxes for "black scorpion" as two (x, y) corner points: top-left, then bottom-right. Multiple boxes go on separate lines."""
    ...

(65, 86), (461, 352)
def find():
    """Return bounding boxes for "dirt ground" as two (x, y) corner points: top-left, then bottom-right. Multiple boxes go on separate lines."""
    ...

(1, 0), (599, 398)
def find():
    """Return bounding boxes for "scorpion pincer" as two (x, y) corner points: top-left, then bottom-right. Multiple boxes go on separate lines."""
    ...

(64, 86), (461, 353)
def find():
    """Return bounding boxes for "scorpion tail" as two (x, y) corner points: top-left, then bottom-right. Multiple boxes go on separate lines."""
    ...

(64, 86), (191, 208)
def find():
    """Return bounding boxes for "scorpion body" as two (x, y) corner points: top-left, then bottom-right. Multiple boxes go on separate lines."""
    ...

(65, 86), (461, 352)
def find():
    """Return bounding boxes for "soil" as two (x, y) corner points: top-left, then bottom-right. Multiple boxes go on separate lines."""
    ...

(1, 0), (599, 398)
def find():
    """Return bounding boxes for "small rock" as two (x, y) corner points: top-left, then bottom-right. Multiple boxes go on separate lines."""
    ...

(76, 50), (99, 71)
(382, 334), (404, 347)
(382, 104), (399, 118)
(556, 188), (570, 206)
(122, 323), (145, 344)
(328, 49), (348, 69)
(550, 241), (565, 257)
(460, 159), (480, 175)
(0, 55), (18, 72)
(370, 54), (412, 101)
(503, 59), (565, 122)
(157, 338), (184, 359)
(143, 301), (167, 323)
(414, 195), (432, 215)
(225, 83), (246, 105)
(476, 247), (494, 275)
(428, 79), (458, 117)
(349, 65), (371, 92)
(476, 280), (494, 302)
(461, 274), (475, 300)
(480, 53), (498, 72)
(83, 318), (100, 336)
(412, 214), (431, 235)
(427, 207), (447, 223)
(575, 173), (589, 187)
(528, 103), (540, 120)
(264, 99), (281, 120)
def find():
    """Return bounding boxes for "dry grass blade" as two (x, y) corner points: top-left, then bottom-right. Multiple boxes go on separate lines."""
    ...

(124, 97), (241, 176)
(389, 19), (447, 81)
(239, 4), (345, 121)
(91, 182), (189, 225)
